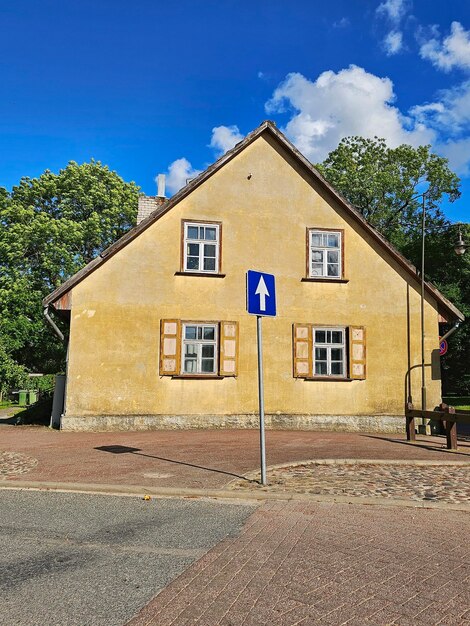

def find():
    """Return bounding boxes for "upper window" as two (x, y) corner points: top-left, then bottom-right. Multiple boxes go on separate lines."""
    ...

(182, 323), (218, 375)
(183, 221), (221, 273)
(309, 230), (342, 278)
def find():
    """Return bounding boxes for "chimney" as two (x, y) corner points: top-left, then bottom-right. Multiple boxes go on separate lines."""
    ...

(136, 174), (167, 224)
(157, 174), (166, 198)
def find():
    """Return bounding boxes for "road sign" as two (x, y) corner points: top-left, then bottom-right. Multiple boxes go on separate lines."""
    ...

(439, 338), (448, 356)
(246, 270), (276, 317)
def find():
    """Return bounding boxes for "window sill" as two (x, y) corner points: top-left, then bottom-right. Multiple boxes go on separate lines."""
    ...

(171, 375), (225, 380)
(301, 277), (349, 283)
(175, 271), (226, 278)
(303, 377), (354, 382)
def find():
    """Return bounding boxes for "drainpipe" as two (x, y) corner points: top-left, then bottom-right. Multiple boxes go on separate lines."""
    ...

(43, 306), (65, 341)
(440, 320), (461, 343)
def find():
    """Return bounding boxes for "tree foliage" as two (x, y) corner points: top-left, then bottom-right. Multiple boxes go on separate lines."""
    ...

(0, 161), (139, 385)
(318, 137), (469, 394)
(317, 136), (460, 247)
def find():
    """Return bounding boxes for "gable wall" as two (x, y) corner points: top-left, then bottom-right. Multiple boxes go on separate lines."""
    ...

(64, 135), (441, 429)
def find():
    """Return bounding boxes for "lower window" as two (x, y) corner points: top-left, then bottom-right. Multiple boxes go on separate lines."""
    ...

(182, 323), (217, 374)
(313, 327), (346, 377)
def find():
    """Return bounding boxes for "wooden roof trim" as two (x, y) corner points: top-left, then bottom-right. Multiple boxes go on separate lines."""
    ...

(43, 120), (464, 321)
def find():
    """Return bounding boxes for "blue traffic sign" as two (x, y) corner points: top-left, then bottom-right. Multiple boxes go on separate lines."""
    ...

(246, 271), (276, 317)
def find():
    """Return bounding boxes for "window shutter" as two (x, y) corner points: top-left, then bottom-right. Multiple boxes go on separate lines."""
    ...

(293, 323), (312, 378)
(160, 319), (181, 375)
(219, 321), (238, 376)
(349, 326), (366, 380)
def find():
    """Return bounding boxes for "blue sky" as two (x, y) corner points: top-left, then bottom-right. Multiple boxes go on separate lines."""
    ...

(1, 0), (470, 222)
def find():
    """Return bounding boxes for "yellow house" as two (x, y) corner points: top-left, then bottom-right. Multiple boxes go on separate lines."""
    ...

(44, 121), (464, 432)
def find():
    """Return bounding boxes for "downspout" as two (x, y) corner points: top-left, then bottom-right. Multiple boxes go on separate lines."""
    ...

(43, 305), (67, 428)
(440, 320), (461, 343)
(43, 306), (65, 342)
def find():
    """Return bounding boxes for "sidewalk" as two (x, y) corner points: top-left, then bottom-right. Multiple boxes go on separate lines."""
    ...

(1, 424), (469, 500)
(2, 425), (470, 626)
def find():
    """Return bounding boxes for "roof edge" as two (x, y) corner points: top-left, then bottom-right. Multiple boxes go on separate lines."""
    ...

(43, 120), (465, 322)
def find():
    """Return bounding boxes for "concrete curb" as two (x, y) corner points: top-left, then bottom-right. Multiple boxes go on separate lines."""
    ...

(2, 479), (470, 513)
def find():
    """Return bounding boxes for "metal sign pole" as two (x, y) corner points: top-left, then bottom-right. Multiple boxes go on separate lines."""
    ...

(257, 315), (267, 485)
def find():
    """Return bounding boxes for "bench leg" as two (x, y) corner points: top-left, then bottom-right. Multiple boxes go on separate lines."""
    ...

(445, 420), (457, 450)
(406, 416), (416, 441)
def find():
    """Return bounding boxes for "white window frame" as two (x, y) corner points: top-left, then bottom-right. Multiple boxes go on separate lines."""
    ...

(312, 327), (346, 378)
(309, 230), (342, 278)
(181, 323), (218, 375)
(183, 222), (220, 274)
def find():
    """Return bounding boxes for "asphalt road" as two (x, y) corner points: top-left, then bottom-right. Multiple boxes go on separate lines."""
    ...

(0, 489), (256, 626)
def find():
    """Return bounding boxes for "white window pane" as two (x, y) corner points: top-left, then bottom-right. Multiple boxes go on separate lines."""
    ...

(327, 263), (339, 277)
(311, 263), (324, 276)
(202, 345), (214, 358)
(327, 250), (339, 263)
(315, 347), (327, 361)
(311, 250), (323, 262)
(204, 258), (216, 271)
(205, 227), (217, 241)
(187, 243), (199, 256)
(187, 226), (199, 239)
(201, 359), (214, 373)
(184, 343), (197, 357)
(185, 327), (197, 340)
(331, 331), (343, 344)
(331, 348), (343, 361)
(311, 233), (322, 246)
(203, 327), (215, 340)
(315, 362), (327, 375)
(331, 362), (343, 376)
(184, 359), (197, 373)
(327, 234), (339, 247)
(197, 327), (202, 340)
(315, 330), (326, 343)
(187, 257), (199, 270)
(204, 244), (216, 257)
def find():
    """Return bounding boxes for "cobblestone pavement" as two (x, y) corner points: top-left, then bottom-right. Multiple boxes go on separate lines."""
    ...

(229, 460), (470, 506)
(0, 451), (38, 480)
(127, 500), (470, 626)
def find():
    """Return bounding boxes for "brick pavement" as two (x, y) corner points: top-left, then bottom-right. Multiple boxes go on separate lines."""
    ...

(127, 500), (470, 626)
(1, 426), (469, 491)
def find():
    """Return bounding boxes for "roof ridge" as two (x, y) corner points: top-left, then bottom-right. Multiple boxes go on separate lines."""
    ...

(43, 122), (464, 322)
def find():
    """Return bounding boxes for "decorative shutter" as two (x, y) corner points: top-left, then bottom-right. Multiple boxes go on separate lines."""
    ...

(160, 319), (181, 375)
(293, 323), (312, 378)
(349, 326), (366, 380)
(219, 321), (238, 376)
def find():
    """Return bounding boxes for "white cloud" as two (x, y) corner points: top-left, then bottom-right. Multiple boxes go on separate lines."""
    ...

(420, 21), (470, 72)
(265, 66), (435, 163)
(165, 158), (201, 195)
(209, 125), (244, 156)
(384, 30), (403, 55)
(332, 17), (349, 29)
(439, 137), (470, 176)
(410, 80), (470, 135)
(376, 0), (408, 24)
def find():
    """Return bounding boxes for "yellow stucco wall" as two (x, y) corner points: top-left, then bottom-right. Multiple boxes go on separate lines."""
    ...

(64, 134), (442, 429)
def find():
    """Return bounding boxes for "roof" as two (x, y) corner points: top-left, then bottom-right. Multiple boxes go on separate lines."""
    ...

(43, 120), (464, 322)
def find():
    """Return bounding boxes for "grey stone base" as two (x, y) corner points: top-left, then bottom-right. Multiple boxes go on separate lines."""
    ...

(60, 413), (405, 433)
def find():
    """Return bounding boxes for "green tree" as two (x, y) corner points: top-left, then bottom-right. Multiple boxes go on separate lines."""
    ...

(316, 136), (460, 247)
(318, 137), (469, 394)
(0, 161), (139, 376)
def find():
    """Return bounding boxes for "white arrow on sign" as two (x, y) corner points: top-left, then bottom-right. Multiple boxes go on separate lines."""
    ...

(255, 276), (270, 312)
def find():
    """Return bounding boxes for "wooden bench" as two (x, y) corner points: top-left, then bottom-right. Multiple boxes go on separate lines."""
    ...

(405, 403), (470, 450)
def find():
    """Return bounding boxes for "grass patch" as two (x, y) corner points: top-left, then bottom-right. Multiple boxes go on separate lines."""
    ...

(443, 396), (470, 410)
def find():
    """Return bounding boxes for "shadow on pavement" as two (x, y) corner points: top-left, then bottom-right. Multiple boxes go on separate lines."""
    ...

(94, 445), (253, 482)
(361, 434), (470, 459)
